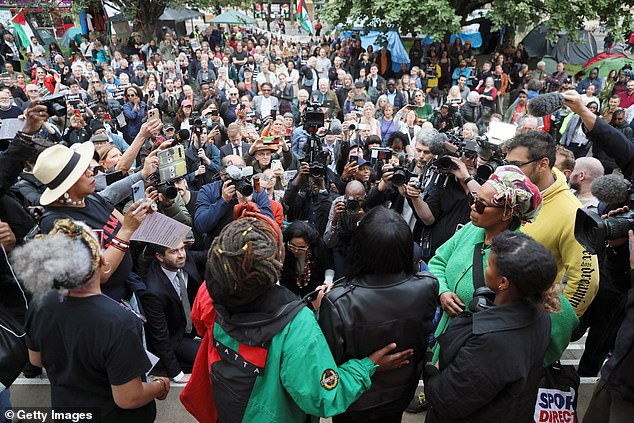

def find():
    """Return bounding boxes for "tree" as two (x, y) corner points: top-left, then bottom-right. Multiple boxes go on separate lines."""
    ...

(320, 0), (633, 43)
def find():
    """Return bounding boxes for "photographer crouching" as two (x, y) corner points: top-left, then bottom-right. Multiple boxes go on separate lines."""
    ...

(194, 155), (273, 246)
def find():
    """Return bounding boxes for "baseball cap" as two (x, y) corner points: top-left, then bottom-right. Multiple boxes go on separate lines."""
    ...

(181, 99), (192, 107)
(354, 81), (365, 88)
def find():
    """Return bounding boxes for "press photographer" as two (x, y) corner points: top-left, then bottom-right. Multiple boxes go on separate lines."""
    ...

(194, 155), (273, 244)
(323, 180), (367, 277)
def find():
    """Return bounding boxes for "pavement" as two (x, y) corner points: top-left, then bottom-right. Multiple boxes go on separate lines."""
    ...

(8, 332), (597, 423)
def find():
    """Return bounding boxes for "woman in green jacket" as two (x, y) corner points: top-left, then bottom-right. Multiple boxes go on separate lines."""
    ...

(429, 165), (545, 362)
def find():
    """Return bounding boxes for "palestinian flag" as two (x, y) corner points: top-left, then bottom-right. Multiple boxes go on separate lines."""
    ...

(295, 0), (313, 34)
(11, 11), (34, 49)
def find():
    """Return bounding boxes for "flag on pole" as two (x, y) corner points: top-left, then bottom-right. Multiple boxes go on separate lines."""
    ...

(295, 0), (313, 34)
(11, 10), (34, 49)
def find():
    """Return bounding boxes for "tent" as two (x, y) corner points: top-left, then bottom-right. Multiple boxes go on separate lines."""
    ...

(209, 10), (254, 25)
(159, 8), (203, 22)
(584, 52), (628, 69)
(61, 26), (82, 47)
(585, 56), (634, 77)
(340, 30), (410, 73)
(522, 23), (597, 66)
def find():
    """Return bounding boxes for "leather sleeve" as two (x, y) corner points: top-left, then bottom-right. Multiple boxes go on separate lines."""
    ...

(318, 291), (346, 364)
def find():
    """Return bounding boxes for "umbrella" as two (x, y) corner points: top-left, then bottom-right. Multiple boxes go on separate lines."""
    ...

(61, 26), (82, 47)
(210, 10), (254, 25)
(587, 56), (634, 77)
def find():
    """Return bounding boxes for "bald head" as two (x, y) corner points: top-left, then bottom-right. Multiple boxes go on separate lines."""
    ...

(345, 180), (365, 198)
(574, 157), (604, 181)
(221, 155), (246, 169)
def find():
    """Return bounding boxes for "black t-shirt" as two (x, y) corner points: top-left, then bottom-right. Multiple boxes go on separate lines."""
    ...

(424, 174), (471, 258)
(231, 50), (248, 68)
(26, 291), (156, 422)
(41, 195), (133, 301)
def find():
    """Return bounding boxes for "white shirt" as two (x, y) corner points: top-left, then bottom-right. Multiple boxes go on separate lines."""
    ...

(160, 267), (188, 297)
(28, 43), (46, 59)
(260, 96), (272, 118)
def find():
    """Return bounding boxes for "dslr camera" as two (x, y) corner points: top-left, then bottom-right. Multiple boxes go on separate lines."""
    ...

(41, 93), (68, 117)
(226, 165), (255, 196)
(344, 198), (361, 213)
(302, 101), (325, 133)
(433, 134), (477, 174)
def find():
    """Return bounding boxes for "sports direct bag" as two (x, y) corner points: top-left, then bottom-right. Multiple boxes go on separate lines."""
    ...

(533, 361), (580, 423)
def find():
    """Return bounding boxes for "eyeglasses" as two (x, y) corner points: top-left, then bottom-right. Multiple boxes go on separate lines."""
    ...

(503, 157), (542, 168)
(287, 242), (309, 252)
(469, 193), (504, 214)
(127, 93), (137, 98)
(90, 165), (105, 174)
(229, 92), (238, 96)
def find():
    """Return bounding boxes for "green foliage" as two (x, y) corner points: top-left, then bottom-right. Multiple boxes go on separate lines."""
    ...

(321, 0), (633, 42)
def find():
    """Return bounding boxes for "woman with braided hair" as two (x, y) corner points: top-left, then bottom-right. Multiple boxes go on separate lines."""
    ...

(12, 219), (170, 422)
(182, 216), (412, 423)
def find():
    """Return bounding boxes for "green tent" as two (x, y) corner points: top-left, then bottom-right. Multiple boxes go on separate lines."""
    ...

(588, 56), (634, 78)
(209, 10), (255, 25)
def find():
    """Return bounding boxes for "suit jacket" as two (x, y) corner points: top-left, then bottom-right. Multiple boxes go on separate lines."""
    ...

(219, 141), (250, 158)
(252, 95), (280, 120)
(140, 253), (205, 377)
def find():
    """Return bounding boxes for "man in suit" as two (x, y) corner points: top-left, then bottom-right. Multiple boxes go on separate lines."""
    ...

(219, 122), (251, 158)
(252, 82), (279, 121)
(311, 78), (341, 119)
(140, 240), (206, 383)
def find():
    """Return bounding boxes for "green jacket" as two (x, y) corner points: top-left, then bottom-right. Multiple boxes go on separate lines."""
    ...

(428, 222), (578, 365)
(211, 286), (376, 423)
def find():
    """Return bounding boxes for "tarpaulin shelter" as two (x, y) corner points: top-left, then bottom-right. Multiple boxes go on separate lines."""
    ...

(340, 30), (410, 73)
(522, 23), (597, 66)
(209, 10), (255, 25)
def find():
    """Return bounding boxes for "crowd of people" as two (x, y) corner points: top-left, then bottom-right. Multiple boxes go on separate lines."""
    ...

(1, 18), (634, 423)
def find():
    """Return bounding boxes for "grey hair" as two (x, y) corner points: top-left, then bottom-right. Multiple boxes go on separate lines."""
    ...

(11, 229), (96, 296)
(416, 127), (440, 146)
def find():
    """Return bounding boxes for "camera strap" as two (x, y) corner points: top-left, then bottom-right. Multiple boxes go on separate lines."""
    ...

(472, 242), (486, 290)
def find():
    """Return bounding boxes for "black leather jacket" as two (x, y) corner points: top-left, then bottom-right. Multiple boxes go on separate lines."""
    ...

(319, 271), (438, 413)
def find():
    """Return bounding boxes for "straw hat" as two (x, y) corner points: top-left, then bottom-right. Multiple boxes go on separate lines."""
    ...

(33, 142), (95, 205)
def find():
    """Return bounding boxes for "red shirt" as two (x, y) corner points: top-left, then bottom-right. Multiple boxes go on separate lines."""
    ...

(618, 90), (634, 109)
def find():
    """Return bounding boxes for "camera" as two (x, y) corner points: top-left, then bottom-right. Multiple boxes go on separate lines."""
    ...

(226, 165), (254, 196)
(344, 198), (360, 213)
(190, 111), (203, 129)
(41, 93), (67, 117)
(432, 136), (478, 174)
(575, 208), (634, 254)
(468, 287), (496, 313)
(151, 145), (188, 200)
(474, 135), (506, 182)
(391, 166), (418, 187)
(302, 101), (325, 133)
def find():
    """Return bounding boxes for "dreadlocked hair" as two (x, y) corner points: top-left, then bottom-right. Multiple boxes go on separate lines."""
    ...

(206, 217), (283, 306)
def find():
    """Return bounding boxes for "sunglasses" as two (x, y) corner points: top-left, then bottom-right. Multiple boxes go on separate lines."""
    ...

(469, 193), (504, 214)
(287, 242), (309, 252)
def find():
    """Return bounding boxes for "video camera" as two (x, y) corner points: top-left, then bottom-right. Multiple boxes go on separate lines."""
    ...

(575, 177), (634, 254)
(302, 101), (325, 134)
(151, 145), (187, 200)
(432, 134), (478, 174)
(474, 135), (506, 182)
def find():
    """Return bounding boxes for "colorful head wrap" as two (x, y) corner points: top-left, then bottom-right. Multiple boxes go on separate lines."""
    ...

(487, 165), (542, 223)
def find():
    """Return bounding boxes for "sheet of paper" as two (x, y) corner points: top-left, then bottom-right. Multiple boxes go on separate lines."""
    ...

(0, 118), (25, 139)
(145, 349), (160, 377)
(130, 212), (190, 248)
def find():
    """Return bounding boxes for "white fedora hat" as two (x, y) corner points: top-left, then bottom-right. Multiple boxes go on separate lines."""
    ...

(33, 142), (95, 206)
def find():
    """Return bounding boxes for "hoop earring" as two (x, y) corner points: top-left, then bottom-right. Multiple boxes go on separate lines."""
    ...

(102, 264), (112, 275)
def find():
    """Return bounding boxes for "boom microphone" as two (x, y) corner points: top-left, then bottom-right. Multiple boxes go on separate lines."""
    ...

(591, 174), (631, 206)
(527, 92), (565, 117)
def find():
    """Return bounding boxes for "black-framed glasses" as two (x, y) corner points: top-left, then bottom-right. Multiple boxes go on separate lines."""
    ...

(469, 192), (504, 214)
(503, 157), (542, 168)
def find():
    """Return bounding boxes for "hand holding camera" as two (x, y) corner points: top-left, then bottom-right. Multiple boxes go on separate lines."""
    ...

(21, 102), (49, 135)
(342, 161), (358, 181)
(332, 200), (348, 224)
(221, 179), (237, 203)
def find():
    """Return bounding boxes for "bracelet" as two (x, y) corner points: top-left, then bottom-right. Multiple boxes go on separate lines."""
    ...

(152, 378), (168, 400)
(110, 243), (129, 253)
(110, 237), (130, 252)
(463, 176), (475, 185)
(113, 236), (130, 247)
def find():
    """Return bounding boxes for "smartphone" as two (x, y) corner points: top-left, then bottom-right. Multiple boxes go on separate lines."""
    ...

(104, 113), (111, 120)
(105, 170), (125, 185)
(148, 108), (160, 122)
(252, 175), (261, 193)
(271, 159), (283, 171)
(349, 155), (359, 164)
(131, 179), (145, 203)
(270, 109), (277, 120)
(211, 109), (219, 117)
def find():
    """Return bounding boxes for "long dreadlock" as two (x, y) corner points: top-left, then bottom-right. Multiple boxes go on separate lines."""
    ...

(206, 217), (283, 306)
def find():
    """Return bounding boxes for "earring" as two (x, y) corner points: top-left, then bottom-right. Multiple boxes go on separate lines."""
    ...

(102, 264), (112, 275)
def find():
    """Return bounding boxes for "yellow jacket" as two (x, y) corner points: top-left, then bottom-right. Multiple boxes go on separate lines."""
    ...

(522, 168), (599, 316)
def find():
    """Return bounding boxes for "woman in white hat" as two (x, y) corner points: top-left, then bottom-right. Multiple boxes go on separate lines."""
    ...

(33, 140), (152, 302)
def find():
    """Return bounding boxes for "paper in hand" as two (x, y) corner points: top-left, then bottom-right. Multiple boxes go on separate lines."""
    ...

(130, 212), (190, 248)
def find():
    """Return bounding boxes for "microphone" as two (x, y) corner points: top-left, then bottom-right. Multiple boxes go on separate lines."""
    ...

(591, 174), (631, 206)
(174, 129), (190, 143)
(527, 92), (565, 117)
